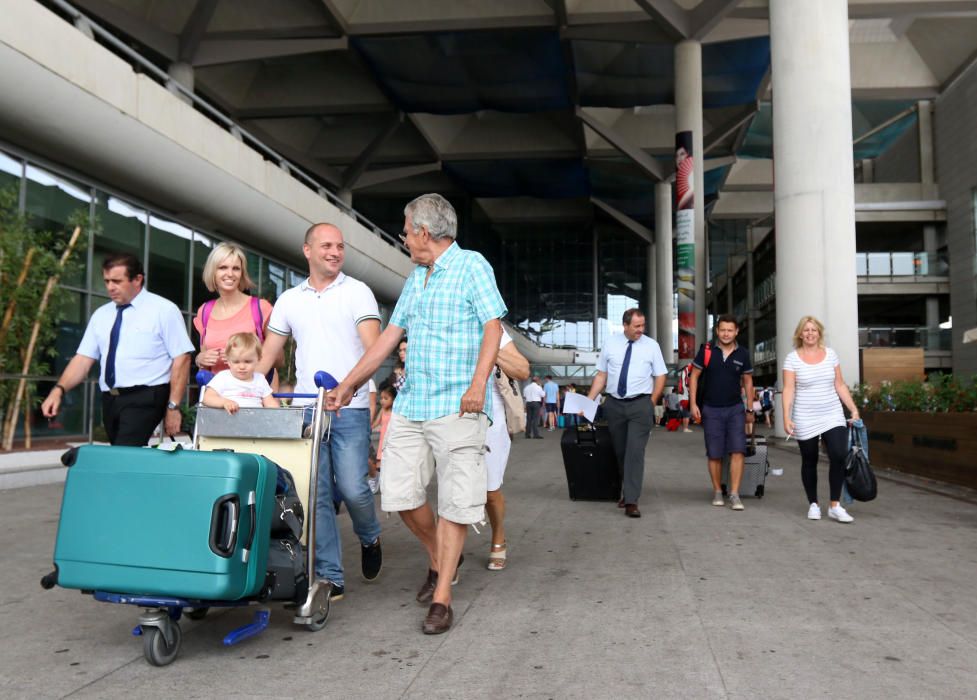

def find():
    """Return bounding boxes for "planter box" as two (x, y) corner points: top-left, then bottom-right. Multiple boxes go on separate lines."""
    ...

(863, 411), (977, 490)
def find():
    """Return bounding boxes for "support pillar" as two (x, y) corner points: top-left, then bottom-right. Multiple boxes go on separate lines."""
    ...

(726, 258), (734, 316)
(655, 182), (674, 363)
(167, 61), (194, 104)
(924, 224), (940, 348)
(746, 226), (756, 358)
(675, 40), (706, 358)
(770, 0), (860, 435)
(646, 243), (657, 339)
(917, 100), (934, 185)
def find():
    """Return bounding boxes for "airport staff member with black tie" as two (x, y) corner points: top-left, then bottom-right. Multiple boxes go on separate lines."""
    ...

(585, 308), (667, 518)
(41, 253), (194, 446)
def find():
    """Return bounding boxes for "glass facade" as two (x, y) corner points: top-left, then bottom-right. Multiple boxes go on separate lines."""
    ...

(0, 144), (310, 442)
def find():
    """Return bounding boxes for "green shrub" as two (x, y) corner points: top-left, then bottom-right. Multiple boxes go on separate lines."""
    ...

(855, 374), (977, 413)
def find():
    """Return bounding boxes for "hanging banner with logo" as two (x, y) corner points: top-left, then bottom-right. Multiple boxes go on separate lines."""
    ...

(675, 131), (695, 360)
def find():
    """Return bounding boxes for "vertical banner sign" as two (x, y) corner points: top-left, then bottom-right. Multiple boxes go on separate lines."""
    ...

(675, 131), (695, 360)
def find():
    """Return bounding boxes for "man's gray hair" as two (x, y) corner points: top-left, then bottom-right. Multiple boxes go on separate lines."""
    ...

(404, 193), (457, 241)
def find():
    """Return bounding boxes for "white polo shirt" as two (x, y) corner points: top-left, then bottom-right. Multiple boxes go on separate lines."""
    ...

(596, 333), (667, 399)
(267, 273), (380, 408)
(77, 289), (194, 392)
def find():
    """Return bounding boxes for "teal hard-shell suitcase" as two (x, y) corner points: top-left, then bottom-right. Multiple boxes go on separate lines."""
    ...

(53, 445), (277, 601)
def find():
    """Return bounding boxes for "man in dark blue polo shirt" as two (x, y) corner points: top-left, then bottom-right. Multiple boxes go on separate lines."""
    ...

(688, 315), (754, 511)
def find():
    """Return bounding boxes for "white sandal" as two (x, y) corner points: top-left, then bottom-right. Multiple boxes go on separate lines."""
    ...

(487, 542), (507, 571)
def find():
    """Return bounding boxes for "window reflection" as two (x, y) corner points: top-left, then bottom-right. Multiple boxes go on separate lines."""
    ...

(191, 231), (214, 309)
(25, 165), (93, 288)
(149, 215), (191, 310)
(92, 192), (145, 288)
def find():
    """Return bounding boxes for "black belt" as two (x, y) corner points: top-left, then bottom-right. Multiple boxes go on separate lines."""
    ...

(104, 385), (152, 396)
(606, 393), (650, 403)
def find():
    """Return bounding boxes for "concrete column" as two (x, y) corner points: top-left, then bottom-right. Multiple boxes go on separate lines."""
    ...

(746, 226), (756, 357)
(655, 182), (674, 364)
(167, 61), (194, 104)
(770, 0), (860, 428)
(924, 224), (940, 345)
(726, 259), (734, 315)
(675, 40), (707, 352)
(646, 243), (657, 338)
(917, 100), (934, 185)
(861, 158), (874, 183)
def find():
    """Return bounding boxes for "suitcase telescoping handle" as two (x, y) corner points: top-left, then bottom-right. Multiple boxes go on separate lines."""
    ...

(576, 425), (599, 445)
(242, 491), (257, 564)
(209, 494), (240, 558)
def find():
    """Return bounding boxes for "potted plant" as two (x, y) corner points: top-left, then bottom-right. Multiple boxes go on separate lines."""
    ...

(853, 376), (977, 489)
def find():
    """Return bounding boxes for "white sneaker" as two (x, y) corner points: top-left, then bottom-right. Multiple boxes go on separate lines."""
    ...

(828, 505), (854, 523)
(712, 491), (724, 507)
(807, 503), (822, 520)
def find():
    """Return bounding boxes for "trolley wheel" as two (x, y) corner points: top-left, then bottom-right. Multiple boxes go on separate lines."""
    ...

(304, 587), (331, 632)
(755, 484), (765, 498)
(142, 623), (182, 667)
(186, 607), (209, 621)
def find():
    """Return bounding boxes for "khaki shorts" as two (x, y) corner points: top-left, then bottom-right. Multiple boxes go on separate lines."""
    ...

(380, 412), (488, 525)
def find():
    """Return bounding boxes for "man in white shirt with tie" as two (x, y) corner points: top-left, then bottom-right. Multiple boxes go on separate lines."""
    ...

(41, 253), (193, 445)
(586, 308), (667, 518)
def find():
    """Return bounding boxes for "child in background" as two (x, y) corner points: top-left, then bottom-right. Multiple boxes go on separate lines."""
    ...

(202, 332), (279, 414)
(369, 385), (396, 494)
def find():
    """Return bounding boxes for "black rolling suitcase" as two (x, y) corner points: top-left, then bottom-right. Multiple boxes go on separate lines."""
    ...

(561, 425), (621, 501)
(721, 434), (769, 498)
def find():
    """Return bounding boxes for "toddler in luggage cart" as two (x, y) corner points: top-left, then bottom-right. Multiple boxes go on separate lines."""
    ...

(201, 332), (280, 413)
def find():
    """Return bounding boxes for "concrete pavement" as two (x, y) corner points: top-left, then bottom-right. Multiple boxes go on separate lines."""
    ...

(1, 426), (975, 699)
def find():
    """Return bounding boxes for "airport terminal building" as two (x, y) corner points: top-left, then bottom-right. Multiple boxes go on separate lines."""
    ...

(1, 0), (976, 441)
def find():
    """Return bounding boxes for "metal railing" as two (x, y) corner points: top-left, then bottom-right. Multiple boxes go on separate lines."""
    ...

(858, 326), (952, 351)
(45, 0), (404, 252)
(855, 252), (949, 278)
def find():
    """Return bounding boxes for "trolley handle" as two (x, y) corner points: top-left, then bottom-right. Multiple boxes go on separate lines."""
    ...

(209, 494), (239, 558)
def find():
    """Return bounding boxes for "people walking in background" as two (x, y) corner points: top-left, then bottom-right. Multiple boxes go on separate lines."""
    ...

(688, 315), (754, 511)
(760, 386), (774, 428)
(543, 375), (560, 431)
(585, 308), (667, 518)
(370, 384), (396, 494)
(485, 329), (530, 571)
(782, 316), (861, 523)
(523, 376), (545, 439)
(40, 253), (193, 445)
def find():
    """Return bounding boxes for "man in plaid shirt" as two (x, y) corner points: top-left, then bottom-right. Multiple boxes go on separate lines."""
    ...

(328, 193), (506, 635)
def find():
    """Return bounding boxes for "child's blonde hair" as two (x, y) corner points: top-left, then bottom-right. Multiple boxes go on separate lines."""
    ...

(225, 332), (262, 360)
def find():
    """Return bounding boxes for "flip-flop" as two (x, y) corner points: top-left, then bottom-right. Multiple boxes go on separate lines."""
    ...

(487, 542), (507, 571)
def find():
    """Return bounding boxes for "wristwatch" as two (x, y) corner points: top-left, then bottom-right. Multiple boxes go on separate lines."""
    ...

(166, 401), (180, 411)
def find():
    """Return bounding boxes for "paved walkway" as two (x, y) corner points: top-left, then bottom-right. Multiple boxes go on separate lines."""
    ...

(2, 427), (975, 699)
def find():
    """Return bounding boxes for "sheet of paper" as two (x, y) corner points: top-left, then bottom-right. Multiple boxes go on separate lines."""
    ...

(562, 392), (599, 423)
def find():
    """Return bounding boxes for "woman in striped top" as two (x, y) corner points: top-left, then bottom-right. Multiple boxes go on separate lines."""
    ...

(782, 316), (861, 523)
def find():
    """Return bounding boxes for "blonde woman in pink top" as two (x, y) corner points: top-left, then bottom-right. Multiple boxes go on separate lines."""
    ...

(192, 242), (277, 379)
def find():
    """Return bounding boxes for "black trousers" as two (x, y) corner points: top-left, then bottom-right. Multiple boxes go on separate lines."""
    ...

(102, 384), (169, 446)
(525, 402), (542, 438)
(603, 396), (653, 505)
(797, 425), (848, 504)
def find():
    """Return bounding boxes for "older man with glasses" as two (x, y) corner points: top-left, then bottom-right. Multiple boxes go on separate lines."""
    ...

(328, 193), (506, 635)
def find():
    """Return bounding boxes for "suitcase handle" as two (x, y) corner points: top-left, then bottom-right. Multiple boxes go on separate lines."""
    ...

(209, 494), (240, 558)
(242, 491), (257, 563)
(576, 426), (598, 445)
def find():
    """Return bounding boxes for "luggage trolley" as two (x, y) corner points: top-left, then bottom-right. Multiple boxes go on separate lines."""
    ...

(41, 373), (337, 667)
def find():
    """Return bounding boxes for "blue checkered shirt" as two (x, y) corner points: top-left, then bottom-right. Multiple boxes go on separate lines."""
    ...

(389, 242), (507, 421)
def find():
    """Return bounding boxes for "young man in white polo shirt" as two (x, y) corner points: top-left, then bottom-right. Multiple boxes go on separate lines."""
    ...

(258, 223), (383, 602)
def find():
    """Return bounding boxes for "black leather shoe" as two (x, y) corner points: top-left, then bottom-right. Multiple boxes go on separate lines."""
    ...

(422, 603), (453, 634)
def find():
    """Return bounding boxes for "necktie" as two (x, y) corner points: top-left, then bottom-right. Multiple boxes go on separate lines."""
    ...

(105, 303), (131, 389)
(617, 340), (633, 398)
